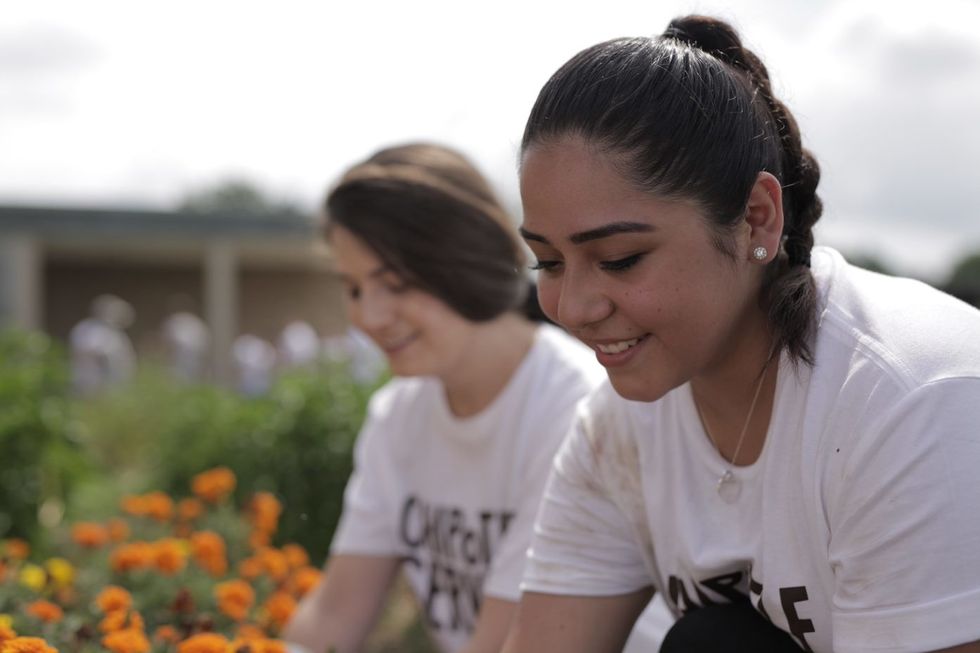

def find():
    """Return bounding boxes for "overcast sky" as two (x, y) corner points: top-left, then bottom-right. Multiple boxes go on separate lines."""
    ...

(2, 0), (979, 282)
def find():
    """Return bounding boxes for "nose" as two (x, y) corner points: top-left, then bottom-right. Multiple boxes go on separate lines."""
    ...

(356, 285), (396, 332)
(554, 267), (613, 330)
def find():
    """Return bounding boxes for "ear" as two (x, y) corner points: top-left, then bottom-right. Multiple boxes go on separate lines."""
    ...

(742, 172), (784, 263)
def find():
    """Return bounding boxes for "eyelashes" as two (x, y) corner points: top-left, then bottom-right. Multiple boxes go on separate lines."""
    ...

(529, 254), (644, 273)
(599, 254), (643, 271)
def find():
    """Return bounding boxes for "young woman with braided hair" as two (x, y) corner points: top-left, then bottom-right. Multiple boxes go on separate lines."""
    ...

(503, 15), (980, 653)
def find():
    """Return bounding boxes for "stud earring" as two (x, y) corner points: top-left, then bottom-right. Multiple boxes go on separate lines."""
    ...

(752, 246), (768, 261)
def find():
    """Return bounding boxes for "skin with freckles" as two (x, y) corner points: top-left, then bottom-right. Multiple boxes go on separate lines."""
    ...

(520, 137), (780, 411)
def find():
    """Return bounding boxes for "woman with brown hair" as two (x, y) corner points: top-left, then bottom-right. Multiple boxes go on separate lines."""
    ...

(283, 143), (670, 653)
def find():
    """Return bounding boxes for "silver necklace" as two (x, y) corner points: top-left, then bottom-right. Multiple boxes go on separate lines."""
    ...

(693, 360), (770, 503)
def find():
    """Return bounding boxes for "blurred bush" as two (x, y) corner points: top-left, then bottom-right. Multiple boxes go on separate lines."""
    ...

(72, 364), (380, 565)
(0, 329), (90, 545)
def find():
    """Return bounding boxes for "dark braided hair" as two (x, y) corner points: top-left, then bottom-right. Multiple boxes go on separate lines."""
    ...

(521, 15), (822, 365)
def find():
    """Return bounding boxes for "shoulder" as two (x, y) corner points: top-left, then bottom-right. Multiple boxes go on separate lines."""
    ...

(812, 247), (980, 390)
(366, 376), (437, 419)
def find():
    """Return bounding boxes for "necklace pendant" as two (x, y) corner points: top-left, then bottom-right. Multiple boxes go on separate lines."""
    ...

(716, 469), (741, 503)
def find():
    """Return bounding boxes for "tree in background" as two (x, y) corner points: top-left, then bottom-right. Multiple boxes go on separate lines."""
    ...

(946, 251), (980, 307)
(178, 179), (306, 217)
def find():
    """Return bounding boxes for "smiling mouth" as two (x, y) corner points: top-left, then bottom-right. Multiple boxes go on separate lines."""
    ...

(594, 336), (646, 354)
(380, 333), (418, 353)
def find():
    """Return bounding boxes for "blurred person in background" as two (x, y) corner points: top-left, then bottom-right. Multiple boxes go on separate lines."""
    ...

(282, 143), (673, 653)
(69, 293), (136, 396)
(277, 319), (321, 370)
(321, 325), (386, 385)
(232, 333), (276, 396)
(160, 294), (209, 382)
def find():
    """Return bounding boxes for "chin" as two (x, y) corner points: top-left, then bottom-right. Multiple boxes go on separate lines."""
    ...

(607, 373), (669, 403)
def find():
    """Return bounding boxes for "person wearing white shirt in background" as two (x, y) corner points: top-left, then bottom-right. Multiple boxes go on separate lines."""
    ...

(161, 295), (209, 382)
(69, 293), (137, 396)
(502, 14), (980, 653)
(282, 143), (673, 653)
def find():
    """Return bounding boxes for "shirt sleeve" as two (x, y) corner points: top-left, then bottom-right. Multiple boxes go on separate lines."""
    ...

(481, 402), (574, 601)
(520, 401), (654, 597)
(830, 377), (980, 652)
(329, 391), (407, 558)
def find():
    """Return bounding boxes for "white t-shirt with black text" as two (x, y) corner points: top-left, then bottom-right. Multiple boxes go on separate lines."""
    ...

(332, 324), (667, 652)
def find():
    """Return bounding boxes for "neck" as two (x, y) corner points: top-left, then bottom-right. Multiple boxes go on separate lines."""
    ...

(441, 313), (537, 418)
(690, 308), (778, 466)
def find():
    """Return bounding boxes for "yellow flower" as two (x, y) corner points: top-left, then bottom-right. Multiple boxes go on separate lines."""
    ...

(44, 559), (74, 589)
(0, 615), (13, 630)
(18, 565), (46, 592)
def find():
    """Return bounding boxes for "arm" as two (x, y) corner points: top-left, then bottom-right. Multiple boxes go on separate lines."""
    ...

(502, 589), (653, 653)
(282, 554), (400, 653)
(457, 597), (517, 653)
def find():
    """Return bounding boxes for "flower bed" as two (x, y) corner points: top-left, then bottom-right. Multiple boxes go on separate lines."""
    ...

(0, 467), (321, 653)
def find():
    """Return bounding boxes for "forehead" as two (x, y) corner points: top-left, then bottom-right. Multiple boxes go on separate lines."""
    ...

(520, 137), (695, 242)
(328, 224), (384, 276)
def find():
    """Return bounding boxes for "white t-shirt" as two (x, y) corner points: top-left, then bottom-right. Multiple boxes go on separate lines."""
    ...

(522, 247), (980, 653)
(332, 324), (614, 652)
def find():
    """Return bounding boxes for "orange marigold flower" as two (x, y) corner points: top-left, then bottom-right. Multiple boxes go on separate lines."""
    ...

(103, 629), (151, 653)
(247, 531), (270, 551)
(289, 567), (322, 598)
(281, 544), (308, 570)
(95, 586), (133, 614)
(238, 557), (263, 581)
(25, 601), (62, 624)
(107, 519), (130, 543)
(144, 492), (174, 522)
(257, 548), (289, 583)
(71, 522), (109, 548)
(110, 542), (154, 573)
(99, 611), (127, 634)
(2, 539), (29, 560)
(154, 539), (187, 575)
(1, 637), (57, 653)
(234, 625), (265, 641)
(191, 468), (236, 504)
(190, 532), (227, 577)
(153, 626), (181, 645)
(248, 493), (281, 535)
(177, 632), (229, 653)
(261, 592), (296, 630)
(178, 498), (205, 522)
(214, 580), (255, 622)
(0, 623), (16, 645)
(120, 495), (147, 517)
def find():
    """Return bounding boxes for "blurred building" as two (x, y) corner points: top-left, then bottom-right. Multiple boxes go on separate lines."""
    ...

(0, 204), (346, 383)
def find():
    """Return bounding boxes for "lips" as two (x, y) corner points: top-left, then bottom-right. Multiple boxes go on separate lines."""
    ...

(379, 332), (418, 354)
(595, 338), (640, 354)
(589, 334), (649, 367)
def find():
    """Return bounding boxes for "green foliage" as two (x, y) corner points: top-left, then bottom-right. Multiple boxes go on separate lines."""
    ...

(72, 365), (380, 565)
(178, 179), (305, 217)
(0, 329), (89, 544)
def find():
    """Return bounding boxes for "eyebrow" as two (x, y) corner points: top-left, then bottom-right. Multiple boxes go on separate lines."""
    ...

(519, 221), (655, 245)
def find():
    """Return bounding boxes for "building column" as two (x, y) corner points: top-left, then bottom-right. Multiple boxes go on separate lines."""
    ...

(0, 235), (42, 330)
(204, 241), (237, 385)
